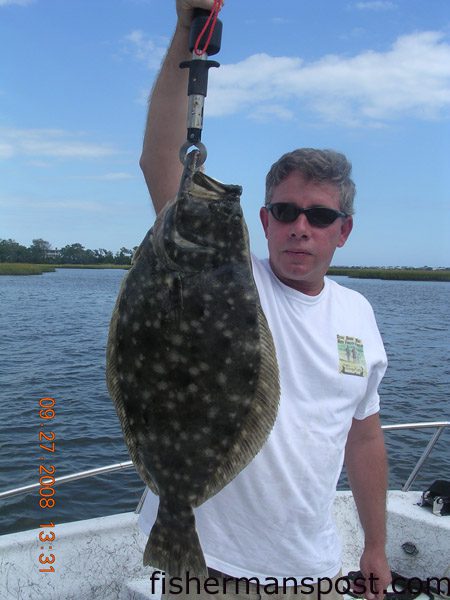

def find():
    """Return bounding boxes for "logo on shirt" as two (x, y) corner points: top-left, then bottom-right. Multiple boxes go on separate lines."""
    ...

(337, 335), (367, 377)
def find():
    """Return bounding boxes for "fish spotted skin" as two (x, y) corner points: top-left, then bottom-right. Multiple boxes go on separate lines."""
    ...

(106, 151), (279, 577)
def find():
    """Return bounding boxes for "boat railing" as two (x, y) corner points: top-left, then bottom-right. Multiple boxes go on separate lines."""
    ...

(381, 421), (449, 492)
(0, 420), (448, 506)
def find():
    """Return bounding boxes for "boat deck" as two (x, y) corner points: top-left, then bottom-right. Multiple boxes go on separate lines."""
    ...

(1, 490), (449, 600)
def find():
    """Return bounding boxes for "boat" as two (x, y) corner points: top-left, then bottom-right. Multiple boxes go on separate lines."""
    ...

(1, 421), (449, 600)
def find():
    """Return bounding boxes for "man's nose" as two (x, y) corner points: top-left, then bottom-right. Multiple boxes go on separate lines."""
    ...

(289, 213), (310, 238)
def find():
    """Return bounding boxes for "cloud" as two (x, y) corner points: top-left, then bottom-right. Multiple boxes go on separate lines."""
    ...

(271, 17), (292, 25)
(0, 128), (117, 160)
(353, 1), (396, 10)
(0, 0), (34, 6)
(206, 31), (450, 126)
(26, 160), (52, 168)
(76, 172), (134, 181)
(121, 30), (168, 70)
(0, 142), (15, 158)
(136, 88), (150, 106)
(249, 104), (295, 122)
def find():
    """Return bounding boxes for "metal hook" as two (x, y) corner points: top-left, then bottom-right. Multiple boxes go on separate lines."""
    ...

(179, 141), (207, 167)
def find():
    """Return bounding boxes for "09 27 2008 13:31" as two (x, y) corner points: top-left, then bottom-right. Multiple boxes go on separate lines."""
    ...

(38, 396), (57, 574)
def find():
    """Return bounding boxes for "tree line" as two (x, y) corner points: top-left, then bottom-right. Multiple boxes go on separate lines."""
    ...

(0, 238), (137, 265)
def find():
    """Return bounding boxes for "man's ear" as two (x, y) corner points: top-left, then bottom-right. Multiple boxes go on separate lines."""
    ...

(337, 216), (353, 248)
(260, 206), (269, 239)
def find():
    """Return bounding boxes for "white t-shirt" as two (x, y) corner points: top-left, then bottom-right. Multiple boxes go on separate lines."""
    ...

(138, 255), (387, 582)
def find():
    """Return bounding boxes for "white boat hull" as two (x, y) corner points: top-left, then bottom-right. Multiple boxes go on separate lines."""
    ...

(1, 491), (449, 600)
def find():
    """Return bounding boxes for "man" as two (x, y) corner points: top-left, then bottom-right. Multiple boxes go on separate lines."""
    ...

(138, 1), (391, 598)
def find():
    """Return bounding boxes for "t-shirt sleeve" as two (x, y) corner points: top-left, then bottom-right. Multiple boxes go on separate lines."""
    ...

(250, 253), (263, 283)
(353, 305), (388, 420)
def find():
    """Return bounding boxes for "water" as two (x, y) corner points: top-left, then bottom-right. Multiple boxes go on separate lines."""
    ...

(0, 269), (449, 535)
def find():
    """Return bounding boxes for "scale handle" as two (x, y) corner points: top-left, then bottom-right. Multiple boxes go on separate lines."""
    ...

(189, 7), (222, 56)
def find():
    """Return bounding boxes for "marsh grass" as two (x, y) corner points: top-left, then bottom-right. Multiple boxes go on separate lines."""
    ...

(1, 263), (448, 280)
(0, 263), (130, 276)
(328, 268), (450, 282)
(0, 263), (56, 276)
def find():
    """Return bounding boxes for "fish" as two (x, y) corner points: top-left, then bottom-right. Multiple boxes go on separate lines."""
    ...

(106, 150), (279, 578)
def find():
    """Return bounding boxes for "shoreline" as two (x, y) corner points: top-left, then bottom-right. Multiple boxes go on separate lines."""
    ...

(327, 267), (450, 282)
(0, 263), (130, 276)
(1, 263), (449, 281)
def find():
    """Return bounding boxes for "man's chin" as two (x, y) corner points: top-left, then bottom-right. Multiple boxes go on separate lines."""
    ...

(278, 261), (311, 280)
(272, 263), (311, 285)
(269, 260), (327, 294)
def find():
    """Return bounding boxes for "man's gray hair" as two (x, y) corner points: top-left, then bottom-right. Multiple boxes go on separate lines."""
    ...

(265, 148), (356, 215)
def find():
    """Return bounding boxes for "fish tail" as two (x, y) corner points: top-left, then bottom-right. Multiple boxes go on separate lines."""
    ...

(143, 499), (207, 578)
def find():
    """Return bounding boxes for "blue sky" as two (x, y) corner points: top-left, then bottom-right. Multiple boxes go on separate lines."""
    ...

(1, 0), (449, 267)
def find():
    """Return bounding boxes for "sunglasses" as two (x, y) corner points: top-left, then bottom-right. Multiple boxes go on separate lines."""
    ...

(266, 203), (348, 228)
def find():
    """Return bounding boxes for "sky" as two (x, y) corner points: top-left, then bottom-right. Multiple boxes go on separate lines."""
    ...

(1, 0), (449, 267)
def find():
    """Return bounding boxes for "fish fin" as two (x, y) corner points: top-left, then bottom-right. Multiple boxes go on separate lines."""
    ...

(195, 303), (280, 504)
(143, 500), (207, 578)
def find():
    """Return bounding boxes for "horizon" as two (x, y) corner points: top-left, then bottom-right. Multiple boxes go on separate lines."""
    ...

(2, 236), (449, 270)
(1, 1), (449, 267)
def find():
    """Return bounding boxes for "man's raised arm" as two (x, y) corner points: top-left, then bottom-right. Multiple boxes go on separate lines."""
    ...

(140, 0), (218, 215)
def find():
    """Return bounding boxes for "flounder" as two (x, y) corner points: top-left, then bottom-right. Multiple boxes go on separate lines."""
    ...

(106, 151), (279, 577)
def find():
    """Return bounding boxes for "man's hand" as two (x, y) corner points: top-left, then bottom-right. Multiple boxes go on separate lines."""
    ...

(354, 547), (391, 600)
(176, 0), (223, 30)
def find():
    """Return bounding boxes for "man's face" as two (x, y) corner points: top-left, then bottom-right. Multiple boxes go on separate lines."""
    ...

(259, 171), (353, 296)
